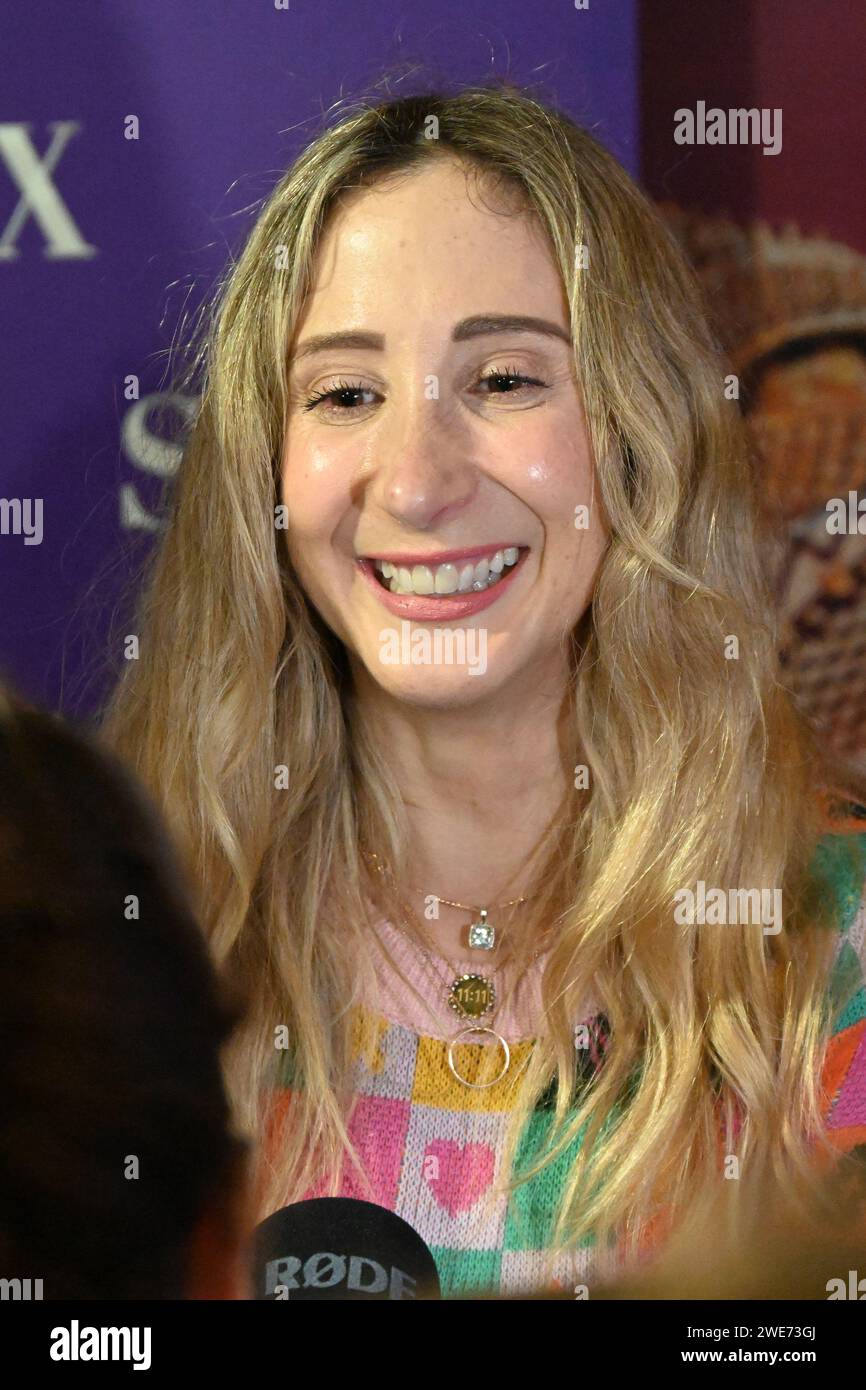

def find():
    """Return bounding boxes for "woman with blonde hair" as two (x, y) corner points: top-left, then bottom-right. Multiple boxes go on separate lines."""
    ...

(101, 80), (866, 1298)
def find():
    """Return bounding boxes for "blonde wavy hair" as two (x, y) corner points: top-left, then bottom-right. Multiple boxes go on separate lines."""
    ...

(100, 79), (845, 1283)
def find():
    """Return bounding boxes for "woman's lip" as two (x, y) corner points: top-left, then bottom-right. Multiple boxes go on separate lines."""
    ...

(361, 543), (526, 566)
(356, 549), (528, 621)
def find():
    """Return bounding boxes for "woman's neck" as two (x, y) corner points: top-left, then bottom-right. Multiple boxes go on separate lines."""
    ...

(351, 657), (574, 918)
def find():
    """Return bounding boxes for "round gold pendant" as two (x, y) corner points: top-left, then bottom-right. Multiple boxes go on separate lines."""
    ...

(447, 1026), (511, 1088)
(448, 972), (495, 1019)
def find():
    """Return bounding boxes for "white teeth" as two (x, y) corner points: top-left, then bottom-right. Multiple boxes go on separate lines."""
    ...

(434, 563), (459, 594)
(411, 564), (434, 595)
(373, 549), (522, 597)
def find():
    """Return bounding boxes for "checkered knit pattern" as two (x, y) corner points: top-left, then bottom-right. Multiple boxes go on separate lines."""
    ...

(269, 815), (866, 1299)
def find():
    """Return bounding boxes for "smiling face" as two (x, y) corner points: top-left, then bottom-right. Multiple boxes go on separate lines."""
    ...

(280, 156), (609, 709)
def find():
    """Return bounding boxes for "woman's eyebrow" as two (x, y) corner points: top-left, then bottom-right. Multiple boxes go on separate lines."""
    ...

(454, 314), (572, 346)
(291, 314), (572, 362)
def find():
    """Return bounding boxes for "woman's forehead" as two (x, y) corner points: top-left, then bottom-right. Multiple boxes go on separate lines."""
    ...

(296, 172), (562, 338)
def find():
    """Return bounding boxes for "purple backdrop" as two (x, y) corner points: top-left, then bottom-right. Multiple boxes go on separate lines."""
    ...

(0, 0), (637, 719)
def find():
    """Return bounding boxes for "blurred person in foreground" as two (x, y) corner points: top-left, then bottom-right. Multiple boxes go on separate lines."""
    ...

(0, 680), (252, 1299)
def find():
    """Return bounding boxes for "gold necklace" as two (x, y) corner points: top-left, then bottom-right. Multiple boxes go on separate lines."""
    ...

(393, 901), (545, 1089)
(363, 851), (547, 1088)
(412, 889), (531, 953)
(365, 849), (534, 952)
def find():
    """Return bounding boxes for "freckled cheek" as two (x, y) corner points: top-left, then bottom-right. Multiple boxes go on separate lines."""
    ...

(509, 435), (605, 584)
(281, 444), (356, 545)
(502, 410), (590, 493)
(509, 446), (594, 531)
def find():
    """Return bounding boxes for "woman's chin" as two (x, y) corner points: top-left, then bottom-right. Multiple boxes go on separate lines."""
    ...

(368, 665), (496, 710)
(346, 615), (571, 709)
(355, 636), (513, 708)
(345, 623), (566, 710)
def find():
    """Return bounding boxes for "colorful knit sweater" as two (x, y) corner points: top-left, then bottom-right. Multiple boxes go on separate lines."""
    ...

(267, 804), (866, 1299)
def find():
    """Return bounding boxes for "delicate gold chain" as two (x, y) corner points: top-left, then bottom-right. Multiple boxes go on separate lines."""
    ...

(362, 850), (550, 1088)
(364, 850), (533, 915)
(364, 850), (547, 1017)
(411, 887), (531, 912)
(395, 896), (547, 996)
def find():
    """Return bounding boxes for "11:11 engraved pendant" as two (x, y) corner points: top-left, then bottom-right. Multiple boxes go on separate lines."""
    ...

(447, 972), (495, 1019)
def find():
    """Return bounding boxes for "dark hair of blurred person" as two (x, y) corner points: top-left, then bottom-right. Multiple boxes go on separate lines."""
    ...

(0, 679), (252, 1299)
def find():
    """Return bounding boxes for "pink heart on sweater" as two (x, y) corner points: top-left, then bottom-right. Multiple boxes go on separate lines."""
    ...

(424, 1140), (496, 1216)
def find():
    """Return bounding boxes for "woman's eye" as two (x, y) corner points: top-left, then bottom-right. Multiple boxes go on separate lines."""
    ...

(300, 367), (548, 416)
(302, 380), (378, 414)
(475, 369), (547, 399)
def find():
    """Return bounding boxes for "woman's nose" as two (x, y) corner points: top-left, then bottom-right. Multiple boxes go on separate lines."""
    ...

(367, 396), (478, 532)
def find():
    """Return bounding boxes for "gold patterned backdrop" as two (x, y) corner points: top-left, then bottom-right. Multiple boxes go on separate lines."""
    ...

(660, 206), (866, 791)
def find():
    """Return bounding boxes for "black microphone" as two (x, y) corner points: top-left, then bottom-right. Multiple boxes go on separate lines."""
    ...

(252, 1197), (441, 1300)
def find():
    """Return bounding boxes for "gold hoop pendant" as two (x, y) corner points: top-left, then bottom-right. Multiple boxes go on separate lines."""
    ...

(447, 1026), (511, 1089)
